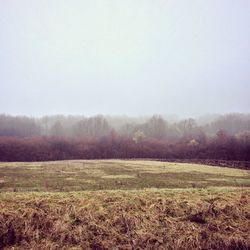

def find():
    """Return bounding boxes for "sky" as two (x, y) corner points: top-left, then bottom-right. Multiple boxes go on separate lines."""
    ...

(0, 0), (250, 117)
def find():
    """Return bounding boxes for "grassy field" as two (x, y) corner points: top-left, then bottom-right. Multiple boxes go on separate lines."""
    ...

(0, 160), (249, 191)
(0, 160), (250, 249)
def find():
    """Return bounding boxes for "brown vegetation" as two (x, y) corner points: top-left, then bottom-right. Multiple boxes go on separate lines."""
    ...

(0, 113), (250, 163)
(0, 188), (249, 250)
(0, 134), (249, 163)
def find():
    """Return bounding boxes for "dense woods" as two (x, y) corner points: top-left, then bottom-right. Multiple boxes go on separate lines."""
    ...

(0, 113), (249, 162)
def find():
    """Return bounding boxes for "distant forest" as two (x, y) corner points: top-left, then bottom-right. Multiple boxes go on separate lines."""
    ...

(0, 113), (249, 162)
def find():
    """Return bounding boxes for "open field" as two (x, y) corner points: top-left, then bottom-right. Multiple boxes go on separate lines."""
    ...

(0, 160), (250, 249)
(0, 160), (249, 192)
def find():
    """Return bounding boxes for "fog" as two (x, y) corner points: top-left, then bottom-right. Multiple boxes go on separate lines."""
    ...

(1, 0), (250, 117)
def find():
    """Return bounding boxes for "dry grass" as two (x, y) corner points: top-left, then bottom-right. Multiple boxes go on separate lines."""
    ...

(0, 160), (249, 191)
(0, 160), (250, 249)
(0, 188), (249, 249)
(101, 174), (136, 179)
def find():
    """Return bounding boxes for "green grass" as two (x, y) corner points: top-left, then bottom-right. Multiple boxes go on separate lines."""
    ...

(0, 160), (249, 192)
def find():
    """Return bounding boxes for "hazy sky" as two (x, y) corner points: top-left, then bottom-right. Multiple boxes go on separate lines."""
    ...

(1, 0), (250, 117)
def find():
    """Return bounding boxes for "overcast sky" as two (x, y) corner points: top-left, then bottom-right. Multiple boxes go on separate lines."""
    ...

(0, 0), (250, 117)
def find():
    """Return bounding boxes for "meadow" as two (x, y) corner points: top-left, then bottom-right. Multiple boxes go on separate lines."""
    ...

(0, 160), (249, 249)
(0, 160), (249, 192)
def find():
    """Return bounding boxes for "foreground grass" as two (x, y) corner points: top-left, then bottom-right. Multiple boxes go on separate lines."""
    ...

(0, 160), (249, 191)
(0, 161), (249, 249)
(0, 188), (249, 249)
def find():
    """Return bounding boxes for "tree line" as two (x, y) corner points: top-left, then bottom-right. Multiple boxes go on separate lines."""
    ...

(0, 113), (249, 162)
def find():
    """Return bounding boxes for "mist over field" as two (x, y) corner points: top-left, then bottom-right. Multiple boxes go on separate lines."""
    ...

(0, 0), (250, 164)
(1, 0), (250, 117)
(1, 1), (250, 249)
